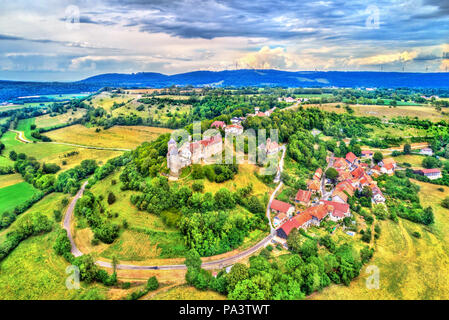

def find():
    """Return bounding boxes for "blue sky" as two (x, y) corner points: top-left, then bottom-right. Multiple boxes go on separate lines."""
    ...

(0, 0), (448, 81)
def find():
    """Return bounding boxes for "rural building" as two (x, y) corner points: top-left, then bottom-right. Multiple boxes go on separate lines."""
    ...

(370, 185), (386, 203)
(273, 212), (288, 227)
(419, 148), (433, 156)
(270, 199), (294, 217)
(361, 150), (374, 159)
(380, 158), (396, 175)
(224, 124), (244, 136)
(345, 152), (358, 165)
(414, 168), (442, 180)
(258, 138), (280, 156)
(307, 179), (321, 194)
(313, 168), (323, 180)
(295, 189), (312, 206)
(320, 200), (351, 221)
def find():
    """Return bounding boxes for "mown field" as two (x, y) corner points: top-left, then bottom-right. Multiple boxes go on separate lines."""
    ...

(312, 181), (449, 300)
(302, 103), (448, 122)
(35, 109), (86, 129)
(151, 284), (226, 300)
(46, 124), (172, 149)
(16, 118), (37, 141)
(0, 181), (39, 213)
(0, 173), (23, 189)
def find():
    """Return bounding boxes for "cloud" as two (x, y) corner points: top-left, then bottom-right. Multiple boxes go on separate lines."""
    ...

(348, 51), (418, 66)
(237, 46), (298, 69)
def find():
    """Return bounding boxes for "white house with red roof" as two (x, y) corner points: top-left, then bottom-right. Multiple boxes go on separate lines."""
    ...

(295, 189), (312, 206)
(224, 124), (244, 136)
(210, 121), (226, 130)
(361, 150), (374, 159)
(414, 168), (442, 180)
(270, 199), (294, 217)
(320, 200), (351, 222)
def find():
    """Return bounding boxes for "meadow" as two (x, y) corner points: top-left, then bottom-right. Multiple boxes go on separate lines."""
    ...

(46, 125), (172, 149)
(0, 181), (39, 213)
(302, 103), (448, 122)
(35, 108), (86, 129)
(16, 118), (37, 141)
(0, 173), (23, 189)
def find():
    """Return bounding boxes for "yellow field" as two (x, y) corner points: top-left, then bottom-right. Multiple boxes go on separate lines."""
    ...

(312, 181), (449, 300)
(151, 284), (226, 300)
(35, 109), (86, 128)
(302, 103), (448, 122)
(365, 124), (427, 139)
(91, 92), (131, 111)
(200, 164), (271, 196)
(393, 154), (426, 167)
(46, 125), (172, 149)
(0, 173), (24, 189)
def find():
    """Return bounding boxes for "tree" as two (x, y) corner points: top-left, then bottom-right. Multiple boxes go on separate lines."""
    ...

(147, 276), (159, 291)
(107, 192), (116, 205)
(9, 150), (17, 161)
(442, 197), (449, 209)
(226, 263), (249, 291)
(422, 156), (441, 169)
(373, 151), (383, 164)
(299, 239), (318, 259)
(325, 167), (338, 181)
(192, 180), (204, 192)
(403, 143), (411, 154)
(184, 249), (202, 270)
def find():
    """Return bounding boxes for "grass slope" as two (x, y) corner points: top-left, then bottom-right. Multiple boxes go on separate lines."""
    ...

(0, 181), (39, 213)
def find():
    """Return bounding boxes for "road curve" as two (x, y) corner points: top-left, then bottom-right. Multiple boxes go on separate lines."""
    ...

(63, 182), (275, 271)
(8, 129), (32, 143)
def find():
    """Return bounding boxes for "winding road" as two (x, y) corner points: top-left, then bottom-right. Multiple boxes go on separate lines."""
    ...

(9, 129), (32, 143)
(62, 145), (288, 270)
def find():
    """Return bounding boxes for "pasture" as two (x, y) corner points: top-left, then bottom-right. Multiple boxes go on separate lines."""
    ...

(16, 118), (37, 141)
(0, 174), (24, 189)
(301, 103), (448, 122)
(151, 284), (226, 300)
(35, 109), (86, 129)
(46, 124), (172, 149)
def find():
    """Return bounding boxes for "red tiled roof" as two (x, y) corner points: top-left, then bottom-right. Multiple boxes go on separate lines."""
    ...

(321, 200), (350, 215)
(332, 191), (348, 202)
(420, 168), (441, 174)
(278, 219), (300, 236)
(293, 213), (312, 227)
(211, 121), (226, 129)
(275, 212), (287, 221)
(295, 189), (312, 203)
(346, 152), (357, 163)
(351, 167), (365, 179)
(302, 204), (331, 221)
(361, 150), (373, 155)
(271, 199), (293, 213)
(308, 179), (321, 191)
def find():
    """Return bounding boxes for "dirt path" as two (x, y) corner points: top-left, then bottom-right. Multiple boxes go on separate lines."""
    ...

(8, 129), (32, 143)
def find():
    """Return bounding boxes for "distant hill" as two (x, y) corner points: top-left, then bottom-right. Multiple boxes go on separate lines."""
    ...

(79, 69), (449, 89)
(1, 69), (449, 102)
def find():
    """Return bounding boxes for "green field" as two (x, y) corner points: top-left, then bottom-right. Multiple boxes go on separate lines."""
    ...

(0, 182), (39, 213)
(0, 155), (13, 166)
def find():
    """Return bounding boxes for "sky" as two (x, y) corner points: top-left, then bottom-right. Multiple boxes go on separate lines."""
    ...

(0, 0), (448, 81)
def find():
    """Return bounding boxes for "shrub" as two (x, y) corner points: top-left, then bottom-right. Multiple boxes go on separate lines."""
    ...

(412, 231), (421, 238)
(147, 276), (159, 291)
(107, 192), (116, 205)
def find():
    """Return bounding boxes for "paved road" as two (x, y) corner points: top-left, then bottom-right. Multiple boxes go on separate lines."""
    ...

(9, 129), (32, 143)
(63, 181), (87, 257)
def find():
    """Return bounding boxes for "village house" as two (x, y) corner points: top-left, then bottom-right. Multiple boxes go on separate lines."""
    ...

(413, 168), (442, 180)
(370, 185), (386, 203)
(270, 199), (294, 217)
(380, 158), (396, 175)
(313, 168), (323, 181)
(224, 124), (244, 136)
(419, 148), (433, 156)
(320, 200), (351, 222)
(273, 212), (288, 228)
(295, 189), (312, 206)
(333, 157), (349, 170)
(307, 179), (321, 195)
(345, 152), (358, 165)
(276, 204), (332, 239)
(258, 138), (280, 156)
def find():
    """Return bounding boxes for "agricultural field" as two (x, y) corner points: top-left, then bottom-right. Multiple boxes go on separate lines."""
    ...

(151, 284), (226, 300)
(46, 124), (172, 149)
(393, 154), (427, 168)
(16, 118), (37, 141)
(313, 181), (449, 300)
(0, 173), (23, 189)
(301, 103), (449, 122)
(0, 181), (39, 213)
(365, 124), (427, 139)
(35, 109), (87, 129)
(0, 155), (13, 166)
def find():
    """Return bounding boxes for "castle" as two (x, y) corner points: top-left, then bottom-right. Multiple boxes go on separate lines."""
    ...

(167, 134), (223, 176)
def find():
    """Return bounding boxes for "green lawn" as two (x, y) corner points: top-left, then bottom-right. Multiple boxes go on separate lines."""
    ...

(0, 182), (39, 213)
(0, 155), (13, 166)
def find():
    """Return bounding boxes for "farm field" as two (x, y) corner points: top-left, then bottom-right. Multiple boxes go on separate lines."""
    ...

(393, 154), (427, 167)
(0, 181), (39, 213)
(365, 124), (427, 139)
(0, 155), (13, 166)
(46, 124), (172, 149)
(312, 181), (449, 300)
(35, 109), (86, 129)
(16, 118), (37, 141)
(0, 173), (24, 189)
(302, 103), (448, 122)
(151, 284), (226, 300)
(0, 228), (108, 300)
